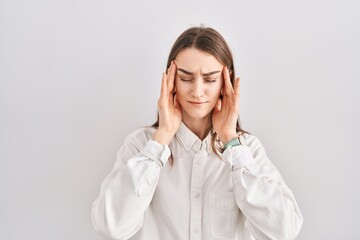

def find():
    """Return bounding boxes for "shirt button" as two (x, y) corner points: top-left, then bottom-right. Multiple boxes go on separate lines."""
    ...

(194, 192), (200, 199)
(193, 228), (199, 233)
(196, 160), (201, 166)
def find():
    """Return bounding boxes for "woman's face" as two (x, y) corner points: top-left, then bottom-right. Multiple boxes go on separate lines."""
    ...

(174, 47), (224, 122)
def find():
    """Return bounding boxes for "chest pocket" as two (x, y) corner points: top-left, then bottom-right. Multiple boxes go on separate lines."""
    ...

(209, 192), (239, 239)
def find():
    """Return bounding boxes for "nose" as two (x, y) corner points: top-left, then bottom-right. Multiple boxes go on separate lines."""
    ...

(191, 78), (205, 98)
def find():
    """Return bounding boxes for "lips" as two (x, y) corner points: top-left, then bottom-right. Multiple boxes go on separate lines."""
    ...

(188, 101), (208, 105)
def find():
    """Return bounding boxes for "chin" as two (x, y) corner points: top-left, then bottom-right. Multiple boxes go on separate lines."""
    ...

(184, 109), (213, 120)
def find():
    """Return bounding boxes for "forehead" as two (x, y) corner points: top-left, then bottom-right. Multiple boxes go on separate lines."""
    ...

(174, 48), (223, 73)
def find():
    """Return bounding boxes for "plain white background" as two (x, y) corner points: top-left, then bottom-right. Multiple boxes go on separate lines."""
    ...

(1, 0), (359, 239)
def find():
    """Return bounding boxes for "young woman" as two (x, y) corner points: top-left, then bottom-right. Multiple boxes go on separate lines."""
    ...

(91, 26), (303, 240)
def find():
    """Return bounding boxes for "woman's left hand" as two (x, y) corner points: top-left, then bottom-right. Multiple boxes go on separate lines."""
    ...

(212, 66), (241, 144)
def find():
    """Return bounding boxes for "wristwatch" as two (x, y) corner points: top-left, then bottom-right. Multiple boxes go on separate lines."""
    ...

(223, 136), (241, 150)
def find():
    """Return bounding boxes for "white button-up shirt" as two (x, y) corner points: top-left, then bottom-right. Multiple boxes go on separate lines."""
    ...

(92, 122), (303, 240)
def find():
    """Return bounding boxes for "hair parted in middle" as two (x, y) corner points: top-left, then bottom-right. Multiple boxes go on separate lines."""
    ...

(152, 25), (250, 161)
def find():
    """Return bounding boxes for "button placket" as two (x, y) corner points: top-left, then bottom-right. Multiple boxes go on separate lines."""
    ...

(190, 149), (207, 240)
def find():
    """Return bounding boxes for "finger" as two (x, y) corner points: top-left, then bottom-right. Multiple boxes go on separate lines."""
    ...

(166, 61), (173, 84)
(223, 66), (234, 96)
(166, 61), (173, 75)
(158, 73), (168, 109)
(221, 94), (228, 111)
(234, 77), (241, 96)
(161, 72), (167, 96)
(160, 72), (170, 102)
(174, 94), (182, 111)
(167, 61), (177, 91)
(232, 77), (240, 111)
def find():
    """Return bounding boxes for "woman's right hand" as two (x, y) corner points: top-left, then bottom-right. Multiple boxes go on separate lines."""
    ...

(153, 61), (182, 145)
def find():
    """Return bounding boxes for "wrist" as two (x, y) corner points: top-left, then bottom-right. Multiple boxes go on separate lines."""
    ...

(153, 129), (175, 145)
(223, 136), (241, 150)
(220, 133), (238, 144)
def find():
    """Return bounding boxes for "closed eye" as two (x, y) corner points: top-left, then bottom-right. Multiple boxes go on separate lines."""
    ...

(180, 78), (193, 82)
(205, 79), (216, 83)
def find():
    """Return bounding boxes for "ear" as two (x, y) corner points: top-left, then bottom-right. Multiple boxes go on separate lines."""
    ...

(214, 98), (222, 112)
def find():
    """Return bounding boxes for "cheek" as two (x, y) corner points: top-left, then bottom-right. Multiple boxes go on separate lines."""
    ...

(174, 78), (182, 91)
(174, 82), (186, 102)
(174, 80), (188, 94)
(208, 85), (222, 99)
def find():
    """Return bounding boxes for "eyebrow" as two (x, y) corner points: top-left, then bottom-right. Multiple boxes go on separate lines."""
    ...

(177, 68), (221, 76)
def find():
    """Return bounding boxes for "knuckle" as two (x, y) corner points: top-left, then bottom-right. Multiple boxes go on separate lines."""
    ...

(158, 99), (165, 107)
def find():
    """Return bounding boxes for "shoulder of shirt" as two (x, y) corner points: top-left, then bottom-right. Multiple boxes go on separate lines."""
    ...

(114, 126), (157, 165)
(124, 126), (157, 147)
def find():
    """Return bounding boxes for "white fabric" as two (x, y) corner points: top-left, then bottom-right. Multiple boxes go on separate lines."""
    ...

(91, 122), (303, 240)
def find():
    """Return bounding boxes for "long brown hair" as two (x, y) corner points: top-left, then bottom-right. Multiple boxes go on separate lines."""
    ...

(152, 25), (250, 159)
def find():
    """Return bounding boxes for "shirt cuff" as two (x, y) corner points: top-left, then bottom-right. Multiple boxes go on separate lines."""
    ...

(140, 140), (171, 166)
(222, 145), (254, 171)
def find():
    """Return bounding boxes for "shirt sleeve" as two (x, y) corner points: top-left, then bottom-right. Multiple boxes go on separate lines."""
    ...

(221, 135), (304, 240)
(91, 132), (171, 240)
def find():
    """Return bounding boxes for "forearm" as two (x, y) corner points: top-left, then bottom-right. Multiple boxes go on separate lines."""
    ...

(153, 128), (176, 145)
(232, 164), (303, 240)
(222, 144), (303, 239)
(91, 140), (170, 239)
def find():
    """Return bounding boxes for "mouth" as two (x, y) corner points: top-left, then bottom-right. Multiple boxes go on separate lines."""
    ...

(188, 101), (208, 105)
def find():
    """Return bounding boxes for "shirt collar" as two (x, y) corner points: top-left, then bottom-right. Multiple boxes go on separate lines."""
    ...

(175, 122), (212, 154)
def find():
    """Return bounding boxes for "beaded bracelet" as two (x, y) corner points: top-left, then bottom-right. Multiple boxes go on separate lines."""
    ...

(223, 137), (241, 149)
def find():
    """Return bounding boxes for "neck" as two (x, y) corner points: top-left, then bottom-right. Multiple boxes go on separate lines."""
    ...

(182, 112), (212, 140)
